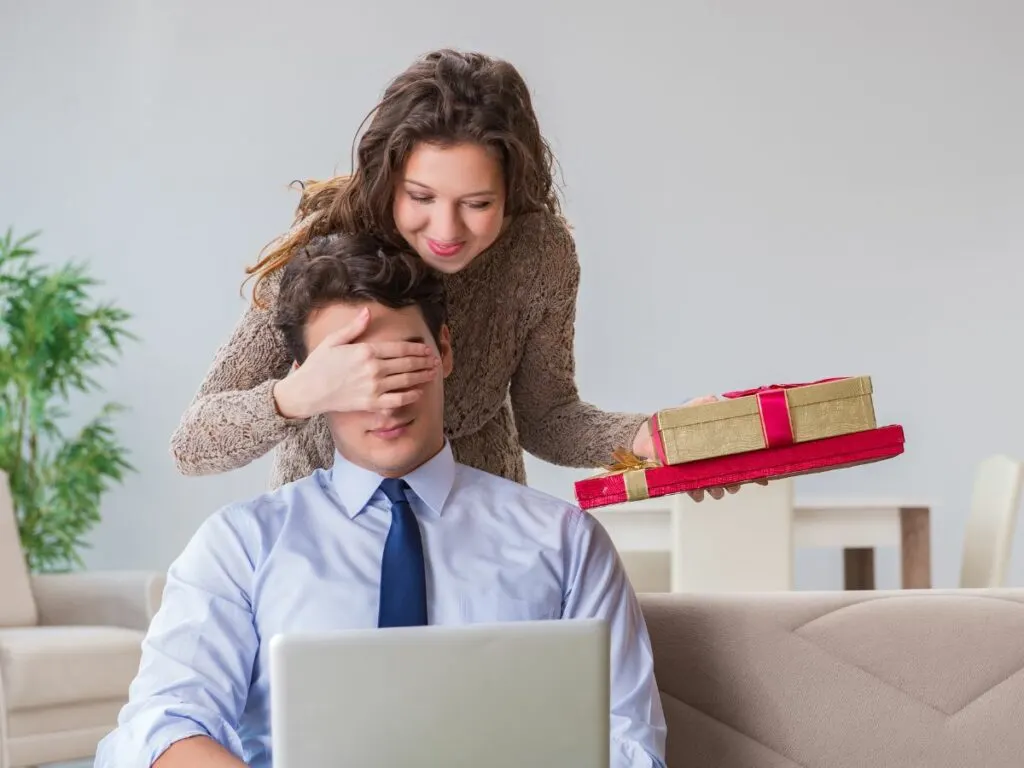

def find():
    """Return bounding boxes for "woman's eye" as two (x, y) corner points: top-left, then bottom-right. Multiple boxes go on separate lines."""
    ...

(409, 193), (433, 204)
(465, 201), (492, 210)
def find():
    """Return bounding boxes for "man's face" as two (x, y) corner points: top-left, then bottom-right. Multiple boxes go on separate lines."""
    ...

(304, 300), (452, 477)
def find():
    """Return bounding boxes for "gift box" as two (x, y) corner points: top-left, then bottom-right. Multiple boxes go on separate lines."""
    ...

(574, 424), (905, 510)
(650, 376), (877, 466)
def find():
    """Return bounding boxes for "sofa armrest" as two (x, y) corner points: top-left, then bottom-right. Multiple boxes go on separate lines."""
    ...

(30, 570), (166, 631)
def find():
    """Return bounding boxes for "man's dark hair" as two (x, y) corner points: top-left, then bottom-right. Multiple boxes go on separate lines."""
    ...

(274, 232), (446, 363)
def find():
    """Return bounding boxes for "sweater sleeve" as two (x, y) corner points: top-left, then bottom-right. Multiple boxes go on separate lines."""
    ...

(169, 277), (306, 476)
(508, 224), (648, 468)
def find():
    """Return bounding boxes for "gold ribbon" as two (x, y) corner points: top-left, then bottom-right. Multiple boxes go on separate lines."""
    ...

(597, 448), (661, 501)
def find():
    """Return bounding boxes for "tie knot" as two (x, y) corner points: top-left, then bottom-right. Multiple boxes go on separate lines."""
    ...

(379, 478), (410, 505)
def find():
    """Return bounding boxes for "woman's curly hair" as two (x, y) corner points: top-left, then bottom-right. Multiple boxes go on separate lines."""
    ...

(246, 48), (561, 306)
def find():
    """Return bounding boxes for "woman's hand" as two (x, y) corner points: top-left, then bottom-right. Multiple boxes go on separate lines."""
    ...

(632, 395), (767, 502)
(272, 306), (440, 420)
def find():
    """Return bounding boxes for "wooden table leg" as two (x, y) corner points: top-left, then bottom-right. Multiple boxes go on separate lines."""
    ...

(844, 548), (876, 590)
(900, 506), (931, 588)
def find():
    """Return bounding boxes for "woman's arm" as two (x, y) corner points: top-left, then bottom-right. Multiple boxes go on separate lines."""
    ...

(169, 277), (304, 476)
(508, 225), (648, 468)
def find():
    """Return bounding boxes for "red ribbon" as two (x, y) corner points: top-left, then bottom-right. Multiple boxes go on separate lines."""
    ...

(720, 377), (845, 400)
(720, 377), (846, 449)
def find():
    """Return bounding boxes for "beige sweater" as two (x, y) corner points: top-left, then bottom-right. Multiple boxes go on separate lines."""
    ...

(170, 211), (647, 489)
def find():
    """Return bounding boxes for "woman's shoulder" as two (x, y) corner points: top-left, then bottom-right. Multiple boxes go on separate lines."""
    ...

(508, 209), (576, 257)
(481, 210), (579, 306)
(496, 209), (579, 286)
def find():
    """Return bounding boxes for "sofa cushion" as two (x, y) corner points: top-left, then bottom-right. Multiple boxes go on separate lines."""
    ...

(0, 470), (38, 627)
(0, 625), (144, 710)
(640, 589), (1024, 768)
(6, 697), (124, 738)
(5, 700), (126, 768)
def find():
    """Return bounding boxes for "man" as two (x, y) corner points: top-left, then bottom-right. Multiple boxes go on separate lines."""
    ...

(95, 233), (667, 767)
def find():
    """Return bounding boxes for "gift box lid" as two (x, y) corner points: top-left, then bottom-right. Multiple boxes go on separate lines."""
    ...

(653, 376), (873, 430)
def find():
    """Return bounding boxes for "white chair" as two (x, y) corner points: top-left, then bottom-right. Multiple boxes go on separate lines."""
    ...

(617, 551), (672, 593)
(0, 470), (165, 768)
(599, 480), (795, 593)
(669, 478), (795, 592)
(959, 454), (1024, 588)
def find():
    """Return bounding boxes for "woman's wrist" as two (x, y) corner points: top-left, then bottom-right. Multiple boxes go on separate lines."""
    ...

(272, 376), (311, 420)
(631, 420), (653, 459)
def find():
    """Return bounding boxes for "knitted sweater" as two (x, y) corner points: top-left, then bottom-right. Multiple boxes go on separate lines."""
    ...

(170, 211), (647, 488)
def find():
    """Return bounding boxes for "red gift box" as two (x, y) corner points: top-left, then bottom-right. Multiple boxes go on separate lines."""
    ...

(574, 425), (905, 511)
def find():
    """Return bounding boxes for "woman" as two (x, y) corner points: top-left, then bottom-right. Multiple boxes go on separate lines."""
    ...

(171, 49), (731, 499)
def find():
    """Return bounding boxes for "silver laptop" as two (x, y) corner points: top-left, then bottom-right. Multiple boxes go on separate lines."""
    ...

(269, 618), (610, 767)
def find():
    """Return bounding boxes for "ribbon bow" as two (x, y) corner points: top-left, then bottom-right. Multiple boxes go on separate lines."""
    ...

(721, 376), (845, 400)
(593, 447), (659, 502)
(602, 447), (660, 474)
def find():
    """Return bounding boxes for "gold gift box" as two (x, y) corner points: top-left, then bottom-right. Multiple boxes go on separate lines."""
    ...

(650, 376), (877, 465)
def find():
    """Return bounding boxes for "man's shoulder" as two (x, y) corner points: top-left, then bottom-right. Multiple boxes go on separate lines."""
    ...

(454, 464), (587, 521)
(167, 471), (329, 585)
(204, 469), (329, 537)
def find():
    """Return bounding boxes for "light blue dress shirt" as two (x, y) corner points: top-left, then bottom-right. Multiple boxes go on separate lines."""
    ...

(95, 442), (667, 767)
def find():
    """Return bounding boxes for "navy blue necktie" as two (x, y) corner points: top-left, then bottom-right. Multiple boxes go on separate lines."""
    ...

(377, 478), (428, 628)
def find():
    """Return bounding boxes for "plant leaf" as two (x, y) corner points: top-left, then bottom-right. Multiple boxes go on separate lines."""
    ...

(0, 228), (136, 573)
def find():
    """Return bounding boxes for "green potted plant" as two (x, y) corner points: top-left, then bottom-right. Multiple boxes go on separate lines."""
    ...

(0, 228), (135, 572)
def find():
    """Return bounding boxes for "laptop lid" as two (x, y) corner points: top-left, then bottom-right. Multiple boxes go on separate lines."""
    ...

(269, 618), (610, 767)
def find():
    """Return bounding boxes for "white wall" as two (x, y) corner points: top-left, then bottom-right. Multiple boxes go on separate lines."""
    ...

(2, 0), (1022, 589)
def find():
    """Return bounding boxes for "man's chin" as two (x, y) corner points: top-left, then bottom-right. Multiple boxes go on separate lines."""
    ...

(366, 438), (420, 477)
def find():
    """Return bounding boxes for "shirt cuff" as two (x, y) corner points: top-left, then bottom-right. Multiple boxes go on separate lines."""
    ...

(94, 707), (246, 768)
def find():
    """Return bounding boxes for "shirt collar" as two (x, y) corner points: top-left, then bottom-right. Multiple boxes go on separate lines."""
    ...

(330, 441), (456, 519)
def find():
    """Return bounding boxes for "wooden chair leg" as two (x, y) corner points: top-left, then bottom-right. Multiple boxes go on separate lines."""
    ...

(844, 547), (876, 590)
(900, 506), (932, 588)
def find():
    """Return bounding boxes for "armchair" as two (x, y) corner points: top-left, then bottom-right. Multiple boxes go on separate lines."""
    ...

(0, 470), (165, 768)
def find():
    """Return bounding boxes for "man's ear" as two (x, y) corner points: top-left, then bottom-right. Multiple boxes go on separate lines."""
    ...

(438, 325), (454, 378)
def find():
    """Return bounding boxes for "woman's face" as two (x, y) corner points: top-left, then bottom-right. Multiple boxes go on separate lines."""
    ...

(393, 142), (507, 274)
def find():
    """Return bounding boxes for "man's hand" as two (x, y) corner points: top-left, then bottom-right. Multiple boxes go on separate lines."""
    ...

(153, 735), (248, 767)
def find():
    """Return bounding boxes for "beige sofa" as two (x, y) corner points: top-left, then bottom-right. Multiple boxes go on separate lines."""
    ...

(0, 471), (164, 768)
(5, 471), (1024, 767)
(641, 589), (1024, 768)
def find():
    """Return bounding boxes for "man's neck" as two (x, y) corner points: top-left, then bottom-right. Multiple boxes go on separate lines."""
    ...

(337, 438), (446, 479)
